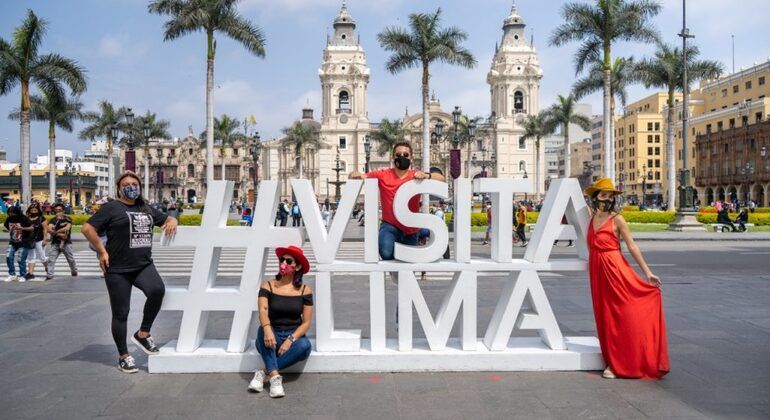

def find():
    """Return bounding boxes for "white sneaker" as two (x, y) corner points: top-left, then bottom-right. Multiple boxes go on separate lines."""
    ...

(248, 370), (265, 392)
(268, 375), (285, 398)
(4, 275), (16, 282)
(602, 367), (616, 379)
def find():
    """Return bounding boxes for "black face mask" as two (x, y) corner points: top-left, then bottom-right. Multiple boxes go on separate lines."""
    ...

(394, 155), (411, 170)
(592, 198), (616, 213)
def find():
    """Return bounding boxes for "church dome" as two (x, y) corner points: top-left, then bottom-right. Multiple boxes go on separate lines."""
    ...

(333, 1), (356, 28)
(503, 3), (525, 28)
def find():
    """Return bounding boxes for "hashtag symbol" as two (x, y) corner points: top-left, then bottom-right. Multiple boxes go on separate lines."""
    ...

(160, 180), (303, 353)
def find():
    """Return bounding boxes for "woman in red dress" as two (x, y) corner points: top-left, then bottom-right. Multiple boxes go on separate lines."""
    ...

(585, 178), (670, 380)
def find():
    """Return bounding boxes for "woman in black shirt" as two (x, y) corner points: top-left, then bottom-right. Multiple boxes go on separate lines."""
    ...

(248, 245), (313, 398)
(82, 172), (178, 373)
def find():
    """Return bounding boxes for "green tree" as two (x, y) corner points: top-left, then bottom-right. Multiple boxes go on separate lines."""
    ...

(9, 92), (84, 202)
(520, 111), (557, 197)
(281, 122), (320, 179)
(550, 0), (661, 182)
(635, 42), (722, 206)
(149, 0), (266, 184)
(80, 100), (127, 197)
(202, 114), (245, 180)
(132, 111), (172, 194)
(0, 10), (87, 206)
(378, 8), (476, 210)
(572, 57), (636, 178)
(370, 118), (407, 157)
(545, 94), (592, 178)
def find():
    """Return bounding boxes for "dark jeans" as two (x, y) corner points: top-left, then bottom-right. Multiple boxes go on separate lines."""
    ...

(256, 326), (312, 373)
(515, 225), (527, 242)
(105, 264), (165, 354)
(292, 216), (302, 226)
(6, 244), (29, 276)
(378, 222), (419, 260)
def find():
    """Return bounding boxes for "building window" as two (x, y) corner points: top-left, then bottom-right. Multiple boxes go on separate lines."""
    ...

(232, 148), (238, 156)
(338, 90), (350, 110)
(655, 147), (660, 155)
(519, 160), (526, 172)
(655, 159), (660, 168)
(742, 116), (749, 126)
(760, 76), (766, 86)
(717, 121), (723, 131)
(654, 122), (660, 131)
(729, 118), (735, 129)
(655, 135), (660, 143)
(338, 136), (347, 150)
(514, 91), (524, 113)
(745, 81), (752, 90)
(721, 89), (727, 97)
(647, 135), (653, 143)
(187, 164), (195, 178)
(518, 137), (526, 149)
(706, 124), (712, 133)
(733, 85), (739, 93)
(750, 138), (755, 149)
(648, 159), (653, 168)
(724, 143), (729, 153)
(756, 112), (763, 123)
(655, 171), (660, 180)
(647, 122), (653, 131)
(647, 147), (653, 155)
(188, 148), (193, 155)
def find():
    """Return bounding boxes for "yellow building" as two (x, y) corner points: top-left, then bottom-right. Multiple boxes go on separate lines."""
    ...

(0, 164), (97, 205)
(676, 59), (770, 203)
(614, 92), (681, 206)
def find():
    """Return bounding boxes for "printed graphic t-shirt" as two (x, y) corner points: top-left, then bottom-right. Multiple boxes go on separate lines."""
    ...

(4, 215), (34, 248)
(86, 200), (168, 273)
(366, 168), (420, 235)
(49, 216), (73, 244)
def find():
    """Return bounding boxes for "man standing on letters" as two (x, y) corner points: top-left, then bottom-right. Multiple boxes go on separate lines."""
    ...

(349, 142), (445, 260)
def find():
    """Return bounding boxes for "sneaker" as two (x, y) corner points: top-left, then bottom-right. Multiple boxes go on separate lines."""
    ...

(521, 241), (529, 247)
(602, 367), (616, 379)
(45, 275), (54, 281)
(71, 271), (78, 277)
(568, 243), (575, 248)
(4, 275), (15, 282)
(17, 275), (26, 283)
(482, 241), (488, 245)
(118, 355), (138, 373)
(24, 273), (35, 281)
(248, 370), (265, 392)
(268, 375), (285, 398)
(131, 331), (159, 354)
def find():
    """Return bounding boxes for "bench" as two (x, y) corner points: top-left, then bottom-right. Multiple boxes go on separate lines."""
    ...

(710, 223), (753, 232)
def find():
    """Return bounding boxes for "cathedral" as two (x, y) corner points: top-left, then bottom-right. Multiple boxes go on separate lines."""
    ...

(263, 2), (545, 200)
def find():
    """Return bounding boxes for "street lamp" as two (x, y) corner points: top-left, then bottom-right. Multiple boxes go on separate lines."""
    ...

(471, 148), (496, 178)
(250, 132), (262, 208)
(639, 164), (652, 208)
(124, 108), (136, 172)
(363, 134), (371, 173)
(523, 169), (529, 201)
(143, 121), (151, 195)
(740, 162), (754, 202)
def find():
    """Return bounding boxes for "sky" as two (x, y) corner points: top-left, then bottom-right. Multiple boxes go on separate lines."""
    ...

(1, 0), (768, 161)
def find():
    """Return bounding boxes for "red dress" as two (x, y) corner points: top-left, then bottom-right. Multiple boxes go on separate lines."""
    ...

(587, 215), (670, 379)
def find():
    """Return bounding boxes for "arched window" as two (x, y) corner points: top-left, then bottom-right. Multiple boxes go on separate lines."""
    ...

(338, 90), (350, 111)
(514, 91), (524, 113)
(519, 160), (526, 172)
(187, 164), (195, 178)
(518, 136), (526, 149)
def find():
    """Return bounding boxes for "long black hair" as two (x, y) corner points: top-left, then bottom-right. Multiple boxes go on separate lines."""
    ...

(115, 171), (151, 214)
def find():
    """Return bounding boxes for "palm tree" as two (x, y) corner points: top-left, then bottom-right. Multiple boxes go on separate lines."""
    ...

(281, 122), (320, 179)
(573, 57), (636, 177)
(378, 8), (476, 211)
(202, 114), (245, 180)
(520, 111), (557, 198)
(133, 112), (172, 195)
(0, 10), (87, 207)
(546, 94), (592, 178)
(550, 0), (661, 181)
(149, 0), (266, 186)
(80, 100), (127, 197)
(9, 92), (83, 203)
(635, 42), (723, 207)
(371, 118), (407, 157)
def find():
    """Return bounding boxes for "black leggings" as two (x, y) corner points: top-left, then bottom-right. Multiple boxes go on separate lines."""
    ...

(105, 264), (165, 355)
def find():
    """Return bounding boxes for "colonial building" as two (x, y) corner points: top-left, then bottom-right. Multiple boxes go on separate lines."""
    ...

(0, 162), (97, 205)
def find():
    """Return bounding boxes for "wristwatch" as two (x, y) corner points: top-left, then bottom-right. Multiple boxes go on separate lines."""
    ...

(288, 335), (296, 343)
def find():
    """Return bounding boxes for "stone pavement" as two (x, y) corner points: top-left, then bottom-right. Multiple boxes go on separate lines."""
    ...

(1, 241), (769, 419)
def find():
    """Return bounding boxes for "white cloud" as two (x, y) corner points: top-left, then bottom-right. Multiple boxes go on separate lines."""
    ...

(98, 35), (123, 57)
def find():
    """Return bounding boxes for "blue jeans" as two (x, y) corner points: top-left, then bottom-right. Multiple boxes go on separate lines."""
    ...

(378, 222), (419, 260)
(256, 327), (312, 373)
(6, 245), (29, 276)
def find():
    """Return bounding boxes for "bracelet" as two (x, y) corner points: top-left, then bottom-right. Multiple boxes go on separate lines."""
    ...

(288, 335), (296, 343)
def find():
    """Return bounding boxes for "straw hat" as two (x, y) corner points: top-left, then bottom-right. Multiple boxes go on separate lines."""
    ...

(583, 178), (623, 197)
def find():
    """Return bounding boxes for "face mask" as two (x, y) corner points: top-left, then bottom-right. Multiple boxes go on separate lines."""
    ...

(121, 184), (141, 200)
(394, 155), (411, 170)
(278, 261), (296, 277)
(593, 198), (615, 213)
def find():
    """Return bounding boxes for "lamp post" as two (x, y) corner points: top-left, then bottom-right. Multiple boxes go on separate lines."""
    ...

(109, 123), (119, 197)
(143, 121), (150, 196)
(740, 162), (754, 202)
(523, 169), (529, 202)
(639, 164), (653, 208)
(471, 148), (496, 178)
(250, 132), (262, 209)
(124, 108), (136, 172)
(364, 134), (371, 173)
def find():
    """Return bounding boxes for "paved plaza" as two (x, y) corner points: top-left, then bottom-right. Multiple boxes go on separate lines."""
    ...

(1, 239), (769, 419)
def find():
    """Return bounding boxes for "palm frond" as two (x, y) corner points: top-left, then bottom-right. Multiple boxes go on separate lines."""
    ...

(218, 10), (266, 57)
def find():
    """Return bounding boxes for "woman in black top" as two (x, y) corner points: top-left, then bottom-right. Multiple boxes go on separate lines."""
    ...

(82, 172), (178, 373)
(248, 245), (313, 398)
(25, 204), (48, 280)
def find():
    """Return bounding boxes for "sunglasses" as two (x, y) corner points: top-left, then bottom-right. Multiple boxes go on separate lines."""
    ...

(279, 256), (295, 265)
(394, 153), (410, 158)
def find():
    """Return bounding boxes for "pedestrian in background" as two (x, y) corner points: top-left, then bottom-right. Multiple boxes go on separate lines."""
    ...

(44, 203), (78, 280)
(3, 206), (33, 282)
(25, 204), (48, 280)
(515, 202), (528, 247)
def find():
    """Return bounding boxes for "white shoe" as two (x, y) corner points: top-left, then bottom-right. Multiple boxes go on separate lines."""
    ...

(4, 275), (16, 282)
(268, 375), (285, 398)
(602, 367), (616, 379)
(248, 370), (265, 392)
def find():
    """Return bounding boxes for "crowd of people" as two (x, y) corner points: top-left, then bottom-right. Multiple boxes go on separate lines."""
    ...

(1, 141), (676, 396)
